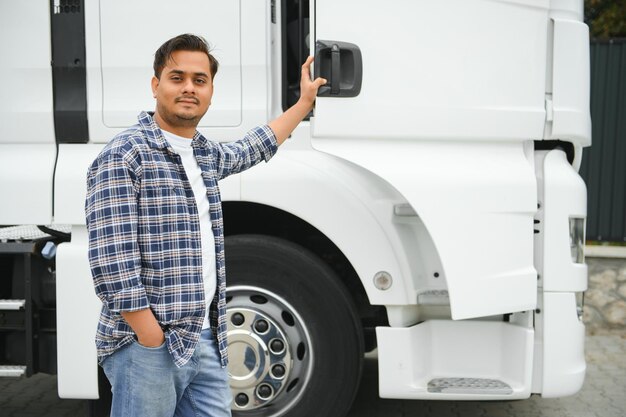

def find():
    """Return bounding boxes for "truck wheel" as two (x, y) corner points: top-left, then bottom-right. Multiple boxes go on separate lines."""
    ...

(225, 235), (363, 417)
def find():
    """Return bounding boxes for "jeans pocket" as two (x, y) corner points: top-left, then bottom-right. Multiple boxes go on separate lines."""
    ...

(135, 340), (166, 351)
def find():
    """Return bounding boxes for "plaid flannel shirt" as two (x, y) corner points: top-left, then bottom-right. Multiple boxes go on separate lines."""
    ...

(85, 111), (278, 367)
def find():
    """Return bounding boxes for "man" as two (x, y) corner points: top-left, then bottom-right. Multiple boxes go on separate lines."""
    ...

(85, 34), (326, 417)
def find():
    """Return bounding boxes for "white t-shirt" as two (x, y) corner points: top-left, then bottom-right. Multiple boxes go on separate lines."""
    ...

(162, 129), (216, 330)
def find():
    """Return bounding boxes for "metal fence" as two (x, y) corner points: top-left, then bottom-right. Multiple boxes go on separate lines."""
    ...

(580, 39), (626, 243)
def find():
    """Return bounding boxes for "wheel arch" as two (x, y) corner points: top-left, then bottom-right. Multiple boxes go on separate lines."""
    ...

(236, 150), (421, 308)
(223, 201), (387, 350)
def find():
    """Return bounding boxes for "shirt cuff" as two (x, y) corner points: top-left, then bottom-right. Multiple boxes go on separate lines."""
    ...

(250, 124), (279, 162)
(106, 285), (150, 314)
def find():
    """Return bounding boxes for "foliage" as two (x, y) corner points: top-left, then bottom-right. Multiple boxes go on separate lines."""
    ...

(585, 0), (626, 39)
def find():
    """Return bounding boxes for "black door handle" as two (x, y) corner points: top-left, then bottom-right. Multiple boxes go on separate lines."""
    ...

(331, 44), (341, 95)
(315, 40), (362, 97)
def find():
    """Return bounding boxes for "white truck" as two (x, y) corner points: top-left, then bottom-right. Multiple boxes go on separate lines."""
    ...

(0, 0), (590, 416)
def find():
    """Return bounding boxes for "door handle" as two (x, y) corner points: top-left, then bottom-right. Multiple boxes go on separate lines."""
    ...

(315, 40), (362, 97)
(331, 44), (341, 95)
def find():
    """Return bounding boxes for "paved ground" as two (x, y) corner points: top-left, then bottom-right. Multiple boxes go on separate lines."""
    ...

(0, 329), (624, 417)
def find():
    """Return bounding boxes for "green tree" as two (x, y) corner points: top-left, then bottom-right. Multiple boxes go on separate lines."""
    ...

(585, 0), (626, 39)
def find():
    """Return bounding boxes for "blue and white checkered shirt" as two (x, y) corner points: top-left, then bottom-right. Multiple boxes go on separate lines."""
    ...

(85, 111), (278, 367)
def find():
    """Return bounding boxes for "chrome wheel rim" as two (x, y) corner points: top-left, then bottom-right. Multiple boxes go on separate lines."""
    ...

(226, 285), (313, 416)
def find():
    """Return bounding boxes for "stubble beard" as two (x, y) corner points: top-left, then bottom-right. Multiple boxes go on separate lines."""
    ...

(156, 100), (205, 130)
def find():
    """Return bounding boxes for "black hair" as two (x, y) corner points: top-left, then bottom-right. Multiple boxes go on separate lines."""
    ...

(153, 34), (219, 79)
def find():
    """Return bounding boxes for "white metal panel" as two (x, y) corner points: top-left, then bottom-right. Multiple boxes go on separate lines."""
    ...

(377, 320), (534, 400)
(548, 0), (584, 21)
(307, 138), (538, 319)
(238, 125), (454, 307)
(0, 145), (56, 224)
(239, 0), (272, 128)
(546, 19), (591, 146)
(56, 226), (101, 399)
(0, 0), (55, 144)
(541, 150), (587, 292)
(312, 0), (549, 141)
(54, 144), (104, 225)
(531, 288), (544, 393)
(541, 292), (585, 397)
(98, 0), (241, 129)
(240, 151), (414, 306)
(86, 0), (270, 144)
(84, 0), (113, 143)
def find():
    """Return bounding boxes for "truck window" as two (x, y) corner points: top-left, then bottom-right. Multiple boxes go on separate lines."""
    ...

(281, 0), (310, 112)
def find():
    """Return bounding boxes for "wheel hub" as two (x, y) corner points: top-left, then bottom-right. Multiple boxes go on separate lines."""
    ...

(226, 286), (313, 416)
(227, 308), (292, 410)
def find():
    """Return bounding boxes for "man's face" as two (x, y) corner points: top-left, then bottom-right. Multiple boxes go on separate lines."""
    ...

(151, 50), (214, 130)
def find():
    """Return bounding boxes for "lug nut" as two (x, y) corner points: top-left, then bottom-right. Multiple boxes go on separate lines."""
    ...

(257, 383), (273, 399)
(231, 313), (245, 326)
(270, 339), (285, 354)
(254, 319), (269, 333)
(271, 364), (286, 378)
(235, 393), (249, 407)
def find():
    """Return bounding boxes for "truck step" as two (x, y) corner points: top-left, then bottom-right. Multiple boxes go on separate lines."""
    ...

(0, 224), (71, 241)
(0, 299), (25, 310)
(0, 365), (27, 378)
(427, 378), (513, 395)
(417, 289), (449, 305)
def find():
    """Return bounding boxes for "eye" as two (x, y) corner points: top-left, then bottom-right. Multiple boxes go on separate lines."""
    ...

(195, 78), (207, 84)
(170, 75), (182, 81)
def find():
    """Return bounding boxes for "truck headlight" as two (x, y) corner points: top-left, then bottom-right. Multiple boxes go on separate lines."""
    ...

(569, 217), (585, 264)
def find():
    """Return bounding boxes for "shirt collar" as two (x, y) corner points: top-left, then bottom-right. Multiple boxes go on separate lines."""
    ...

(137, 111), (207, 151)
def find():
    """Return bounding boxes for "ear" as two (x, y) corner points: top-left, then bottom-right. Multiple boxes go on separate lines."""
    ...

(151, 76), (159, 98)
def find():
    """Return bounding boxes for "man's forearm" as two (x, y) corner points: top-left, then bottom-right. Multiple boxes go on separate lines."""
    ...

(121, 309), (164, 347)
(268, 99), (313, 145)
(268, 56), (326, 145)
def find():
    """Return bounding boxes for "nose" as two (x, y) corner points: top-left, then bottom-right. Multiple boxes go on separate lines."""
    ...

(181, 78), (196, 94)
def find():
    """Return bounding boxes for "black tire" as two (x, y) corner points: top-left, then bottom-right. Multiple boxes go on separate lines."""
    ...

(225, 234), (363, 417)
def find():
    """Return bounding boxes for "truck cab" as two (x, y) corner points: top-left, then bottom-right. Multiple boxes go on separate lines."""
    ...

(0, 1), (590, 416)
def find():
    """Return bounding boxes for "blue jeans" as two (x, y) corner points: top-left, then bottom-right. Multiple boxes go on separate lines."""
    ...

(102, 329), (232, 417)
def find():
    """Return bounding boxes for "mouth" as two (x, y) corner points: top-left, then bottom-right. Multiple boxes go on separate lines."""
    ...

(176, 97), (199, 105)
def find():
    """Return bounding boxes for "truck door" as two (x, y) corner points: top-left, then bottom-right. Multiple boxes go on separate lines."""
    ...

(96, 0), (242, 134)
(310, 0), (548, 319)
